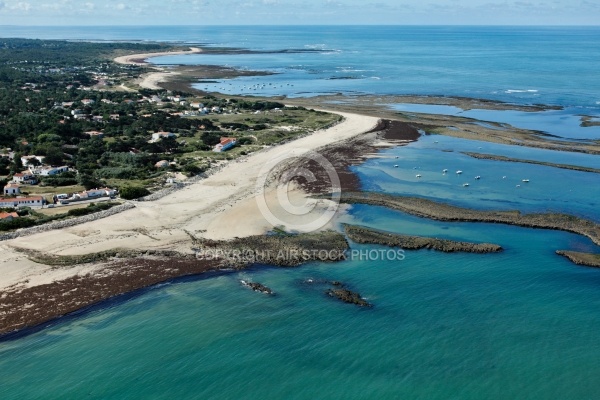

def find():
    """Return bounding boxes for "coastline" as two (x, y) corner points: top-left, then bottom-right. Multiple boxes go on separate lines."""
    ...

(113, 47), (203, 65)
(1, 46), (599, 338)
(0, 110), (379, 336)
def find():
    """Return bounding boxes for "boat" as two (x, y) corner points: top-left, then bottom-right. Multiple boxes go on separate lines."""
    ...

(456, 170), (463, 174)
(502, 176), (507, 179)
(463, 183), (470, 187)
(522, 179), (530, 182)
(443, 169), (448, 173)
(416, 174), (422, 178)
(475, 176), (481, 180)
(394, 165), (399, 168)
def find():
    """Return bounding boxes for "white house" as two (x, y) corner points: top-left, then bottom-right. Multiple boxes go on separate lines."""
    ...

(29, 166), (69, 176)
(12, 172), (37, 184)
(151, 132), (176, 142)
(81, 99), (95, 105)
(3, 183), (20, 196)
(21, 155), (45, 166)
(0, 196), (44, 208)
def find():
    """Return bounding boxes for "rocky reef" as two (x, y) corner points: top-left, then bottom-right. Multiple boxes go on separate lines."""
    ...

(326, 288), (372, 307)
(345, 225), (502, 253)
(462, 152), (600, 174)
(556, 250), (600, 268)
(338, 192), (600, 246)
(195, 230), (349, 267)
(241, 280), (274, 295)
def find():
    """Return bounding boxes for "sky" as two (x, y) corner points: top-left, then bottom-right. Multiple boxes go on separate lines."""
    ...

(0, 0), (598, 26)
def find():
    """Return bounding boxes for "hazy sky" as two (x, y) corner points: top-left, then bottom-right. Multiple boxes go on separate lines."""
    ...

(0, 0), (598, 26)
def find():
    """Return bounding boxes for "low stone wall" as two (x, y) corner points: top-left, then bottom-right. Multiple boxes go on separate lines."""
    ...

(0, 203), (136, 241)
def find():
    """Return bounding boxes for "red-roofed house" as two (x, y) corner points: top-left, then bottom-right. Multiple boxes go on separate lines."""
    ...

(213, 137), (237, 152)
(0, 212), (19, 221)
(12, 172), (37, 185)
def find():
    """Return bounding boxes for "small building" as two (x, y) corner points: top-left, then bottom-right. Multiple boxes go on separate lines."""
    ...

(12, 172), (37, 185)
(4, 183), (21, 196)
(213, 137), (237, 152)
(109, 114), (120, 121)
(80, 188), (106, 198)
(21, 155), (45, 166)
(151, 132), (176, 142)
(81, 99), (95, 105)
(86, 130), (104, 138)
(0, 196), (44, 208)
(30, 166), (69, 176)
(0, 212), (19, 221)
(190, 102), (204, 109)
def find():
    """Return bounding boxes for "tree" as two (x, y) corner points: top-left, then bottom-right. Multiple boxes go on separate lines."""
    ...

(42, 147), (64, 166)
(78, 174), (102, 190)
(119, 185), (150, 200)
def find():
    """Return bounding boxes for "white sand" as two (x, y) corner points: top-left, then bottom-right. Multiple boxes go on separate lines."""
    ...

(113, 47), (203, 65)
(115, 47), (201, 90)
(0, 111), (379, 291)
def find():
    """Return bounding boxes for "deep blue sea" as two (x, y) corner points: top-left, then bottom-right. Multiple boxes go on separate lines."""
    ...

(1, 26), (600, 399)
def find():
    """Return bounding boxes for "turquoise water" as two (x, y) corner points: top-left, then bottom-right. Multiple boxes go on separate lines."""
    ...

(1, 26), (600, 399)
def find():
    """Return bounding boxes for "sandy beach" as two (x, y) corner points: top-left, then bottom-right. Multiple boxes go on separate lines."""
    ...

(0, 111), (379, 294)
(114, 47), (202, 90)
(113, 47), (203, 65)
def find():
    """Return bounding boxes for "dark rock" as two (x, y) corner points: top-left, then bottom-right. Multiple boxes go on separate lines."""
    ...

(326, 288), (372, 307)
(241, 280), (274, 295)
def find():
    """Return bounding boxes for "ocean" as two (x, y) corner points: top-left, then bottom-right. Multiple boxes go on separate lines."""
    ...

(1, 26), (600, 399)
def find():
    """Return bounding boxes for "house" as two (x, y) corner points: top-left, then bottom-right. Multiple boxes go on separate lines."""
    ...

(155, 160), (169, 168)
(0, 212), (19, 221)
(213, 137), (237, 152)
(102, 188), (118, 197)
(21, 155), (45, 166)
(81, 99), (95, 105)
(86, 130), (104, 138)
(4, 183), (21, 196)
(190, 102), (204, 109)
(109, 114), (120, 121)
(80, 188), (106, 198)
(0, 196), (44, 208)
(92, 115), (104, 122)
(29, 166), (69, 176)
(151, 132), (176, 142)
(12, 172), (37, 185)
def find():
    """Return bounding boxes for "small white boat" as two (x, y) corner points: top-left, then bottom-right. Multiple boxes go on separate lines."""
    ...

(394, 165), (399, 168)
(456, 170), (463, 174)
(475, 176), (481, 180)
(522, 179), (530, 183)
(516, 184), (521, 187)
(416, 174), (422, 178)
(395, 156), (399, 159)
(502, 176), (507, 179)
(463, 183), (470, 187)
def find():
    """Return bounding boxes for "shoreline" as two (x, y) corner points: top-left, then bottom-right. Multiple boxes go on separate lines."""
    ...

(0, 110), (379, 337)
(1, 47), (598, 338)
(113, 47), (203, 65)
